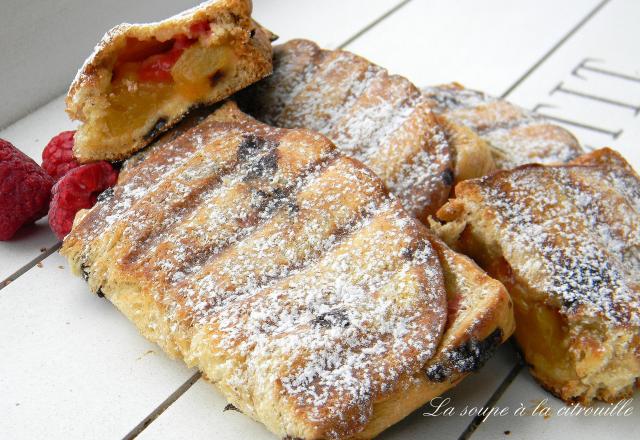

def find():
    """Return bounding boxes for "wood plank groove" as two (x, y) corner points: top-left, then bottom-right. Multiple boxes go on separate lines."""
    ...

(123, 372), (202, 440)
(337, 0), (413, 49)
(500, 0), (611, 99)
(0, 252), (196, 440)
(0, 242), (61, 292)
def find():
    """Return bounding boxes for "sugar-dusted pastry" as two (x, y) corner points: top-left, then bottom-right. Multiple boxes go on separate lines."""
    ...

(358, 232), (514, 438)
(62, 102), (513, 438)
(66, 0), (273, 162)
(423, 83), (583, 171)
(433, 148), (640, 403)
(236, 39), (453, 222)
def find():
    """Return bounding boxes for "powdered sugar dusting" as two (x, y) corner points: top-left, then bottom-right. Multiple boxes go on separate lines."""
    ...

(64, 106), (447, 438)
(239, 40), (453, 219)
(478, 163), (640, 327)
(422, 84), (583, 169)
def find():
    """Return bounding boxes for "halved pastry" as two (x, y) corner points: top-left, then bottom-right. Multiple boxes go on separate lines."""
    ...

(433, 148), (640, 404)
(423, 83), (584, 172)
(62, 102), (514, 439)
(66, 0), (273, 162)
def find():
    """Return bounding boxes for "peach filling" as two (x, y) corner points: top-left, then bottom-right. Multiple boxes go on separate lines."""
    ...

(490, 258), (576, 384)
(456, 227), (576, 385)
(103, 21), (235, 137)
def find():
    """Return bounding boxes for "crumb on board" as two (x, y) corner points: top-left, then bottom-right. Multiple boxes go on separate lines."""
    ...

(136, 349), (155, 361)
(223, 403), (241, 413)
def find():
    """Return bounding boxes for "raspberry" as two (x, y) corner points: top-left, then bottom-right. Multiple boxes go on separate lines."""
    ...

(48, 161), (118, 240)
(0, 139), (54, 240)
(42, 130), (80, 181)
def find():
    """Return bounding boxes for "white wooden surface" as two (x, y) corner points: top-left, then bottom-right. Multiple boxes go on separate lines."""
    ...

(1, 1), (638, 439)
(0, 254), (195, 440)
(473, 370), (638, 440)
(506, 0), (640, 165)
(344, 0), (602, 95)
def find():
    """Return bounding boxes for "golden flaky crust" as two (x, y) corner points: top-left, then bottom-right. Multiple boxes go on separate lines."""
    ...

(63, 102), (449, 439)
(236, 39), (453, 223)
(354, 235), (514, 438)
(423, 83), (583, 173)
(66, 0), (273, 162)
(433, 148), (640, 404)
(62, 103), (513, 439)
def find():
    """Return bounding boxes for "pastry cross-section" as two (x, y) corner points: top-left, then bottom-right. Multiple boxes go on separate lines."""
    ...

(433, 148), (640, 404)
(66, 0), (273, 162)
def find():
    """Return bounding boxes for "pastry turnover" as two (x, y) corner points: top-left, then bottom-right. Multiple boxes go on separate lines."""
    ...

(66, 0), (273, 162)
(236, 39), (453, 222)
(62, 103), (513, 438)
(433, 148), (640, 404)
(423, 83), (584, 173)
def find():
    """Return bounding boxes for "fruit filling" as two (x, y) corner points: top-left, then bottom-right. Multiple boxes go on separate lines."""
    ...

(113, 20), (211, 83)
(103, 20), (235, 137)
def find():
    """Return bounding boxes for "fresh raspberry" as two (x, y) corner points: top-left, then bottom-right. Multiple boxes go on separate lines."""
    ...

(0, 139), (54, 240)
(42, 130), (80, 180)
(48, 161), (118, 240)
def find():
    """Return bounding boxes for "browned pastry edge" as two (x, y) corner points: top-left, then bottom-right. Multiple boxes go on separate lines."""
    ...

(62, 103), (514, 438)
(432, 149), (640, 404)
(423, 82), (583, 172)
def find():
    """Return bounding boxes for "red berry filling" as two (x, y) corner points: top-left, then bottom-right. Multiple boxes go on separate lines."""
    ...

(137, 36), (194, 83)
(114, 20), (211, 83)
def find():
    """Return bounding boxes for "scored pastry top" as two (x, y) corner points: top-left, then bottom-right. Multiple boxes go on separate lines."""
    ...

(237, 39), (453, 222)
(444, 148), (639, 328)
(62, 103), (447, 438)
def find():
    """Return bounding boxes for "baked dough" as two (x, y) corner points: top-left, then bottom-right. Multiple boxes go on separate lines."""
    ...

(62, 103), (513, 438)
(66, 0), (273, 162)
(352, 233), (514, 438)
(433, 148), (640, 403)
(236, 39), (453, 222)
(434, 113), (495, 184)
(423, 83), (583, 172)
